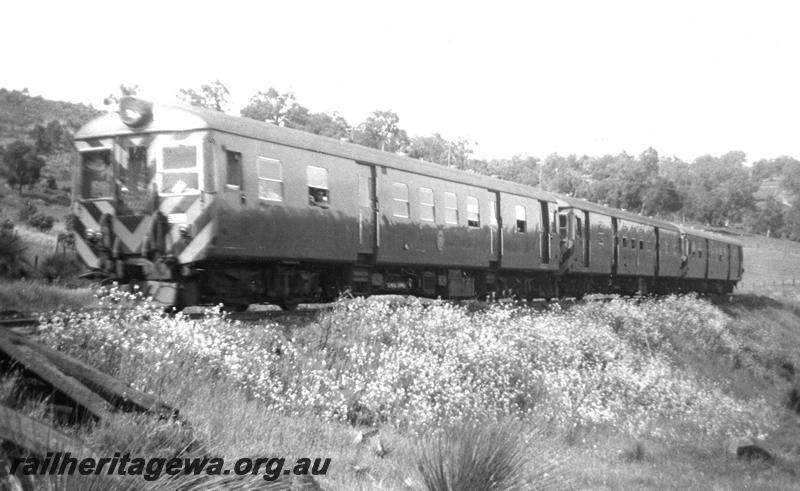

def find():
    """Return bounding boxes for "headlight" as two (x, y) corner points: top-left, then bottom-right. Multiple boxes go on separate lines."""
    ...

(119, 96), (153, 128)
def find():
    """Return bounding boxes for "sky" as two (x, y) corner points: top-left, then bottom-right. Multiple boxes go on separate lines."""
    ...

(3, 0), (800, 162)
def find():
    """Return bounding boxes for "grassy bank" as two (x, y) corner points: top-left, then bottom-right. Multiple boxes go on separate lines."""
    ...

(8, 290), (794, 489)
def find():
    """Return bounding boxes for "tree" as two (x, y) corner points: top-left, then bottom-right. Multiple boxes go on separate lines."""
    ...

(30, 120), (71, 154)
(743, 197), (785, 237)
(352, 110), (409, 153)
(1, 141), (45, 191)
(178, 80), (230, 112)
(684, 151), (757, 226)
(103, 84), (140, 106)
(407, 134), (474, 168)
(241, 88), (297, 125)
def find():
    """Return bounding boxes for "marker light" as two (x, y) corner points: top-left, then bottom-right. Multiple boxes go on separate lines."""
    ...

(119, 96), (153, 128)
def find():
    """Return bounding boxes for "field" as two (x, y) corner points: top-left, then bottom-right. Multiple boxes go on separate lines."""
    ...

(1, 287), (798, 490)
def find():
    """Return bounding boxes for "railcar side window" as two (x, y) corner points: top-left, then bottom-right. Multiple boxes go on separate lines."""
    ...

(639, 240), (644, 250)
(393, 182), (410, 218)
(444, 192), (458, 224)
(226, 150), (242, 188)
(419, 187), (435, 221)
(257, 157), (283, 202)
(622, 237), (628, 248)
(307, 166), (329, 206)
(81, 150), (112, 199)
(515, 205), (527, 233)
(576, 217), (582, 238)
(466, 196), (480, 227)
(597, 232), (605, 246)
(161, 145), (199, 194)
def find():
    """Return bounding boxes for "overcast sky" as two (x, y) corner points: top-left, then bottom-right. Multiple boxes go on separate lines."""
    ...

(3, 0), (799, 162)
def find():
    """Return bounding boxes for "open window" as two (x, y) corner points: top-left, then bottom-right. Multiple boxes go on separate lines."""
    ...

(558, 214), (568, 239)
(515, 205), (527, 233)
(466, 196), (480, 227)
(307, 166), (329, 206)
(257, 157), (283, 202)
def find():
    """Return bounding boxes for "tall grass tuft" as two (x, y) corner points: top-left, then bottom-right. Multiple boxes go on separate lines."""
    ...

(413, 421), (563, 491)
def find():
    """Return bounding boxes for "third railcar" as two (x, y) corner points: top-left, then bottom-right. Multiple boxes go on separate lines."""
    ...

(71, 97), (743, 308)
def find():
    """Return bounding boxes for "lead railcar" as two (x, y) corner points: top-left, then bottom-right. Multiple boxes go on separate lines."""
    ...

(71, 97), (563, 309)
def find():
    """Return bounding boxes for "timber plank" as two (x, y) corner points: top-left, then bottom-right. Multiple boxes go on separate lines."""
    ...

(0, 404), (92, 456)
(9, 332), (176, 418)
(0, 331), (112, 420)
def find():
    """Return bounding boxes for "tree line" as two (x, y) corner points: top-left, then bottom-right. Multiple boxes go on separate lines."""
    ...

(1, 83), (797, 242)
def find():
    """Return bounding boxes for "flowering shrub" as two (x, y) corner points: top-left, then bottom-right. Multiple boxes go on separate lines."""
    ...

(38, 289), (777, 438)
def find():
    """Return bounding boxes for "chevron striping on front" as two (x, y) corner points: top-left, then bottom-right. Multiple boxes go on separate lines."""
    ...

(112, 215), (154, 254)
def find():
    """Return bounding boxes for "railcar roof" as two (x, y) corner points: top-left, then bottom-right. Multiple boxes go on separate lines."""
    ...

(557, 196), (681, 232)
(678, 226), (744, 246)
(76, 102), (560, 203)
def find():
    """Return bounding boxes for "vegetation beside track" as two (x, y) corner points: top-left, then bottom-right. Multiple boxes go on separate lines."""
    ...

(0, 288), (796, 489)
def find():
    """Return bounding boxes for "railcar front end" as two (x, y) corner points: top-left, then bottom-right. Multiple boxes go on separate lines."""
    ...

(72, 98), (216, 306)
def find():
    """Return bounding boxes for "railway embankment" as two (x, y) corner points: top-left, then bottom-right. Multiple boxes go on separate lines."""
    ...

(1, 288), (800, 489)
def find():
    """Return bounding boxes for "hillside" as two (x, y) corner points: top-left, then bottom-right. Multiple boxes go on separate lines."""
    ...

(0, 88), (100, 147)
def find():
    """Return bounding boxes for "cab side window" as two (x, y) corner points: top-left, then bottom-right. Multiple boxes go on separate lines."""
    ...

(515, 205), (527, 233)
(226, 150), (242, 189)
(307, 166), (329, 206)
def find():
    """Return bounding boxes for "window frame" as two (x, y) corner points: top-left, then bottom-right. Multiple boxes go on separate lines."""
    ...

(257, 156), (284, 202)
(466, 196), (480, 228)
(444, 192), (458, 225)
(419, 187), (435, 222)
(392, 182), (410, 218)
(157, 142), (202, 197)
(515, 205), (527, 233)
(307, 165), (330, 206)
(225, 150), (243, 189)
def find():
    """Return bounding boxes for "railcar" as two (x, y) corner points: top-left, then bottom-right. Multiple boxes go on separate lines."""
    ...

(71, 97), (743, 307)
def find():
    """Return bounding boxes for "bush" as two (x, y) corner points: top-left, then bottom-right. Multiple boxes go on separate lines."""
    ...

(37, 252), (82, 283)
(17, 201), (37, 222)
(0, 229), (28, 277)
(28, 212), (55, 232)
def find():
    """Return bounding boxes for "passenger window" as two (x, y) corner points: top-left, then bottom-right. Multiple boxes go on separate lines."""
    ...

(576, 217), (582, 238)
(444, 192), (458, 224)
(393, 182), (410, 218)
(466, 196), (480, 227)
(226, 150), (242, 188)
(257, 157), (283, 202)
(307, 166), (329, 206)
(597, 232), (605, 246)
(631, 239), (636, 249)
(515, 205), (527, 233)
(559, 214), (568, 239)
(419, 187), (435, 221)
(639, 240), (644, 250)
(622, 237), (628, 248)
(489, 199), (498, 227)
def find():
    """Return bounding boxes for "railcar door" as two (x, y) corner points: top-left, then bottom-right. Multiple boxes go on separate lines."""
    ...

(539, 201), (550, 263)
(356, 163), (377, 255)
(489, 192), (500, 262)
(222, 148), (246, 211)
